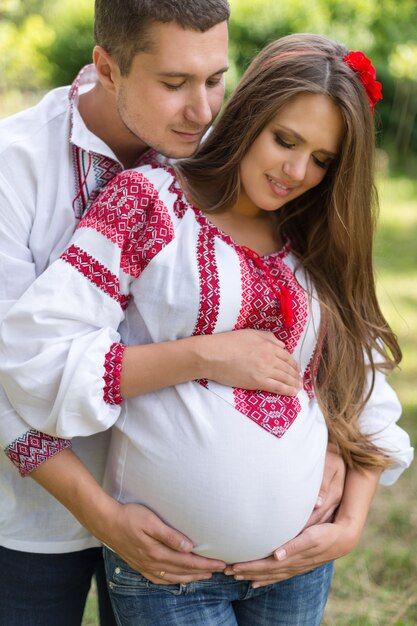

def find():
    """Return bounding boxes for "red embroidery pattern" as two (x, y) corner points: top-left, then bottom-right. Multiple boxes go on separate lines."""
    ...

(169, 177), (189, 219)
(303, 358), (315, 399)
(78, 172), (175, 278)
(5, 430), (72, 477)
(234, 389), (302, 438)
(61, 244), (130, 310)
(103, 343), (126, 405)
(192, 228), (220, 336)
(266, 257), (308, 352)
(234, 253), (260, 331)
(231, 249), (310, 437)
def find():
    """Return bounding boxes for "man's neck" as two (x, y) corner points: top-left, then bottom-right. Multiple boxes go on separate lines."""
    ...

(78, 83), (148, 169)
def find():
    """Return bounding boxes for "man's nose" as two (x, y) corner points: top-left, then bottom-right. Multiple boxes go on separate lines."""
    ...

(184, 87), (213, 127)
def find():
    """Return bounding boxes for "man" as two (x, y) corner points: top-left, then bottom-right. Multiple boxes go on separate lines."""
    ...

(0, 2), (233, 624)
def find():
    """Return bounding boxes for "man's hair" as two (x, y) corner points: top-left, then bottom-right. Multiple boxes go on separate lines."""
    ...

(94, 0), (230, 75)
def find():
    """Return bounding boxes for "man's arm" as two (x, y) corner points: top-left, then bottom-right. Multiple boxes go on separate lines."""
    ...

(31, 448), (227, 583)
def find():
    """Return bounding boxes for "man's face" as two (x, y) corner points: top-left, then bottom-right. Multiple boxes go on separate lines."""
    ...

(114, 20), (229, 159)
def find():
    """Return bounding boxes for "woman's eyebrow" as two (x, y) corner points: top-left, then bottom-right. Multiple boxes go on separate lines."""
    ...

(276, 125), (338, 158)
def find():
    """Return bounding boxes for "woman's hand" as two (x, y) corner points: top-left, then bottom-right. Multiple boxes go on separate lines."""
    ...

(122, 328), (302, 398)
(199, 329), (302, 396)
(224, 520), (357, 587)
(304, 442), (346, 527)
(224, 466), (382, 587)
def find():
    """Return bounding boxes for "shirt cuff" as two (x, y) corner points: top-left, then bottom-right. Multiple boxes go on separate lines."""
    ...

(103, 342), (126, 405)
(5, 429), (72, 476)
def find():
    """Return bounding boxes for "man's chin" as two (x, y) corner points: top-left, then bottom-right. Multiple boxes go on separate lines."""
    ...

(158, 143), (200, 160)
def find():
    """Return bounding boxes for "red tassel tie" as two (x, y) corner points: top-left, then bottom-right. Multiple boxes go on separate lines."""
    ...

(241, 246), (294, 327)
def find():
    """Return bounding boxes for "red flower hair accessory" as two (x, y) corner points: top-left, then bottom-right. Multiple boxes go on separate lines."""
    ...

(343, 51), (383, 114)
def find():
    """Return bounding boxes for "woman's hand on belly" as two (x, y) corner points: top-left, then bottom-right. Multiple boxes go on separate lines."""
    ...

(224, 466), (382, 587)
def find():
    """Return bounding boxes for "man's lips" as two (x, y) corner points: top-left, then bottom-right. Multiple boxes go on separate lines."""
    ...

(173, 129), (204, 142)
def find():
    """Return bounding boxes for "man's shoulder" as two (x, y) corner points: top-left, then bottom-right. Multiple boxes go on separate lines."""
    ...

(0, 85), (71, 156)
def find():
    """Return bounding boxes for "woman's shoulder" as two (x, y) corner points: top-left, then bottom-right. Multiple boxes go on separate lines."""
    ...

(110, 162), (174, 187)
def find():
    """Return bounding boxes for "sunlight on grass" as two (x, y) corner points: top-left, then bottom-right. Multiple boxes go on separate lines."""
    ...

(323, 174), (417, 626)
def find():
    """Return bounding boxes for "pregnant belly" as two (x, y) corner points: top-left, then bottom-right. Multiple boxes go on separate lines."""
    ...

(106, 398), (327, 563)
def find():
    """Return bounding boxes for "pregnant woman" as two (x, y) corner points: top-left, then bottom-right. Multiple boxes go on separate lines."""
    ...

(0, 33), (412, 625)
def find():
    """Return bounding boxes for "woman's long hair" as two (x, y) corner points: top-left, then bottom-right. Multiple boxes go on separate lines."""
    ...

(176, 33), (401, 470)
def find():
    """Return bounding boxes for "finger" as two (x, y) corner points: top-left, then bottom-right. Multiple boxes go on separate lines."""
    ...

(143, 513), (195, 553)
(224, 555), (276, 576)
(272, 528), (322, 561)
(268, 381), (301, 396)
(145, 571), (215, 585)
(142, 545), (226, 574)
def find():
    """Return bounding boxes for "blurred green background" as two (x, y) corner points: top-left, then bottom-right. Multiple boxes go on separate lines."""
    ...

(0, 1), (415, 624)
(1, 0), (417, 169)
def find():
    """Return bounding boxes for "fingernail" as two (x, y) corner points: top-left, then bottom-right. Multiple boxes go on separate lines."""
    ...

(180, 539), (193, 551)
(234, 575), (243, 581)
(275, 549), (287, 561)
(316, 495), (324, 507)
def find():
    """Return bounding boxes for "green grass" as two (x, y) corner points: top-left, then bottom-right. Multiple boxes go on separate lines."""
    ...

(322, 174), (417, 626)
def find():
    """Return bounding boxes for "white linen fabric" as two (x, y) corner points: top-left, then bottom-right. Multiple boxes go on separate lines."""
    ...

(0, 66), (125, 553)
(0, 165), (412, 561)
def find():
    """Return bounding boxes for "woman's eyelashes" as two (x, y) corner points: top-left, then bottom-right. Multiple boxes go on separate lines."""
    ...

(274, 133), (331, 170)
(274, 133), (295, 149)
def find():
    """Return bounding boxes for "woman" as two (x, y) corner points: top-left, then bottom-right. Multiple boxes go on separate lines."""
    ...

(0, 34), (412, 625)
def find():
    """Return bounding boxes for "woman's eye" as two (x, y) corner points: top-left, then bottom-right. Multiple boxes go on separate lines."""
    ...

(313, 156), (330, 170)
(275, 134), (295, 149)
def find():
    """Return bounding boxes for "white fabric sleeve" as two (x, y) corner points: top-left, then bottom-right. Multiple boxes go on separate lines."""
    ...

(0, 172), (43, 451)
(0, 174), (142, 439)
(359, 367), (413, 485)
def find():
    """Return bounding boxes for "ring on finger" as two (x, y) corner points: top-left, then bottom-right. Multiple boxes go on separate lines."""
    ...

(159, 570), (166, 578)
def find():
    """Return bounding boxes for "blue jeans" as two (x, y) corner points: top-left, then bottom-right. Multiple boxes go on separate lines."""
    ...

(104, 547), (333, 626)
(0, 545), (117, 626)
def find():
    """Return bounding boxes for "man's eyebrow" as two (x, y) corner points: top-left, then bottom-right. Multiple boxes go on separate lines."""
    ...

(277, 124), (338, 157)
(156, 67), (229, 78)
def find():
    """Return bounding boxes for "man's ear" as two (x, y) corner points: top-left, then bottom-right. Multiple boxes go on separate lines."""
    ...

(93, 45), (120, 94)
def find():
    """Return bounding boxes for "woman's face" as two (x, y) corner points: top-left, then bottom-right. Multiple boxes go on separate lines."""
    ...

(237, 93), (344, 217)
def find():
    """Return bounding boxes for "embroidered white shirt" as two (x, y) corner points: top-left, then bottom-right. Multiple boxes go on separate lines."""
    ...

(0, 165), (412, 560)
(0, 66), (125, 553)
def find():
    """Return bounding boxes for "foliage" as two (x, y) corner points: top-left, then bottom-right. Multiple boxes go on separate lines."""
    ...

(46, 0), (94, 87)
(0, 0), (416, 157)
(0, 14), (54, 90)
(228, 0), (417, 156)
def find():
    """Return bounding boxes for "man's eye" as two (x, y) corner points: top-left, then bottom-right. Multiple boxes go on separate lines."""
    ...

(163, 82), (183, 91)
(206, 77), (222, 88)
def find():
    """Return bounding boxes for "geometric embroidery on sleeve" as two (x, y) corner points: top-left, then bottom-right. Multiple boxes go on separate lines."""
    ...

(61, 244), (130, 310)
(103, 342), (126, 405)
(5, 430), (72, 477)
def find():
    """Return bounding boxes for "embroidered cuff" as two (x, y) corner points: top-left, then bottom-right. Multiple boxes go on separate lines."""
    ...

(5, 429), (72, 477)
(103, 342), (126, 405)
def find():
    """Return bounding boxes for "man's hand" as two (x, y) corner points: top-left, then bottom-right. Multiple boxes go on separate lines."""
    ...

(31, 449), (225, 584)
(100, 502), (226, 584)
